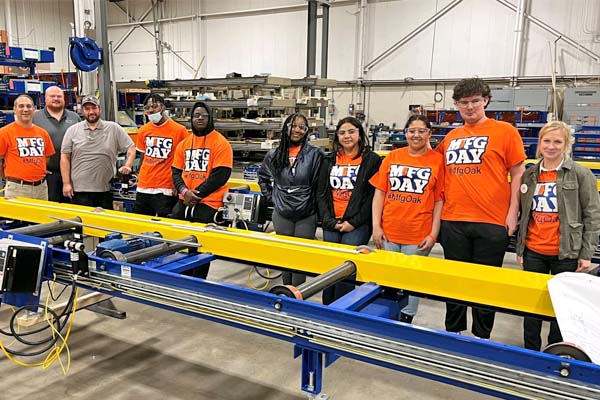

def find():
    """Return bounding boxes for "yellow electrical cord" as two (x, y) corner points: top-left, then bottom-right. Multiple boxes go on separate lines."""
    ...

(0, 283), (78, 373)
(247, 266), (270, 291)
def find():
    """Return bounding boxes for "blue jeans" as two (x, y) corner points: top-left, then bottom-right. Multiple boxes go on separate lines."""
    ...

(383, 240), (432, 317)
(322, 224), (372, 246)
(322, 224), (371, 305)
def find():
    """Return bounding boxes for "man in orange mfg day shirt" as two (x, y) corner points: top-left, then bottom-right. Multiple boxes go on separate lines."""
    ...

(435, 78), (526, 340)
(0, 95), (55, 200)
(134, 94), (188, 217)
(171, 101), (233, 280)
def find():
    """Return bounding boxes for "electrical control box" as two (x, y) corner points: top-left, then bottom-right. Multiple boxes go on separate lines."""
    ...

(0, 239), (45, 296)
(222, 191), (267, 224)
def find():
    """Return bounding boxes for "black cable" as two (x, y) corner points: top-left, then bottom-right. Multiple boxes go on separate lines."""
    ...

(46, 280), (70, 302)
(0, 279), (76, 339)
(253, 266), (282, 280)
(0, 278), (77, 355)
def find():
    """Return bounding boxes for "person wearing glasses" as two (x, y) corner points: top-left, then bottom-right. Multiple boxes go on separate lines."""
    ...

(258, 113), (323, 286)
(317, 116), (382, 304)
(370, 115), (444, 323)
(172, 101), (233, 224)
(435, 78), (526, 339)
(134, 94), (189, 217)
(171, 101), (233, 279)
(515, 121), (600, 351)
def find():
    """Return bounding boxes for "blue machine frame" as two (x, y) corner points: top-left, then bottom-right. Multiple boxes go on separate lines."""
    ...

(1, 228), (600, 400)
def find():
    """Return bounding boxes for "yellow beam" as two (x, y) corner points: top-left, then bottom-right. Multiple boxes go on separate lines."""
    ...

(0, 197), (554, 317)
(227, 178), (261, 192)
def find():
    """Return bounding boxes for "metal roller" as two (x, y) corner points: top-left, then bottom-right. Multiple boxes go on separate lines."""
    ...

(100, 235), (198, 263)
(270, 261), (356, 300)
(8, 217), (82, 236)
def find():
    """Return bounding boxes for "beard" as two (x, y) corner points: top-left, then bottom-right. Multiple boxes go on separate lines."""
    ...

(85, 113), (100, 124)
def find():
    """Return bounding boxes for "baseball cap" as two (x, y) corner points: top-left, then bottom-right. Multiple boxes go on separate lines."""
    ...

(81, 95), (100, 106)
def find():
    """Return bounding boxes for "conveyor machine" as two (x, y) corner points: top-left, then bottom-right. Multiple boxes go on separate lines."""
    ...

(0, 197), (599, 400)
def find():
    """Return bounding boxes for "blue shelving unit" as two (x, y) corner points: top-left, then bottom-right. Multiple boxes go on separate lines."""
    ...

(0, 44), (56, 127)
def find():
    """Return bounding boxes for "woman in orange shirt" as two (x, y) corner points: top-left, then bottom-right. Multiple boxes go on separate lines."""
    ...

(370, 115), (445, 323)
(317, 117), (381, 304)
(516, 121), (600, 351)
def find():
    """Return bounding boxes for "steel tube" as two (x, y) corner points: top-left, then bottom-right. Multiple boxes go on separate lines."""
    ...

(306, 0), (318, 76)
(320, 3), (329, 79)
(270, 261), (356, 300)
(9, 217), (82, 236)
(120, 236), (197, 264)
(510, 0), (527, 85)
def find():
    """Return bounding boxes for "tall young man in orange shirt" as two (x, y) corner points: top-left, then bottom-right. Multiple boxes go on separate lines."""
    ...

(134, 94), (188, 217)
(0, 95), (55, 200)
(436, 78), (526, 339)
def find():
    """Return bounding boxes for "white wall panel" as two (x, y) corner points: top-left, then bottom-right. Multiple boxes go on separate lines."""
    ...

(2, 0), (74, 72)
(2, 0), (599, 79)
(327, 4), (359, 80)
(522, 0), (600, 76)
(204, 10), (306, 78)
(3, 0), (599, 126)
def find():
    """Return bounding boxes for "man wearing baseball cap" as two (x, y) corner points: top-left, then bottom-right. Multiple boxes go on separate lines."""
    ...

(60, 95), (135, 209)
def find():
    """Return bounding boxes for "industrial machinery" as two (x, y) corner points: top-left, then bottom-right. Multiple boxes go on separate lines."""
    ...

(0, 198), (600, 400)
(68, 36), (102, 72)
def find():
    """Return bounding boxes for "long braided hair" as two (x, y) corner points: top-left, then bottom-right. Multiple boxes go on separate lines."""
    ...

(272, 112), (309, 172)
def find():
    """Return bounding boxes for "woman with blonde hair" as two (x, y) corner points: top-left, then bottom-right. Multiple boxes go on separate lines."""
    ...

(516, 120), (600, 351)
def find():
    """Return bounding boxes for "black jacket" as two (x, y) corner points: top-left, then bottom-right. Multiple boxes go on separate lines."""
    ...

(317, 150), (382, 231)
(258, 143), (323, 222)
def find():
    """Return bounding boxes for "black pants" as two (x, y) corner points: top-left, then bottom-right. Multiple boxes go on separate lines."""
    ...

(72, 191), (114, 210)
(171, 200), (223, 280)
(46, 170), (69, 203)
(134, 192), (178, 217)
(439, 220), (509, 338)
(522, 247), (577, 351)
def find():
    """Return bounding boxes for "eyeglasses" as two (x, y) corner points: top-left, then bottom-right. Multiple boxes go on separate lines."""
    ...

(338, 128), (359, 136)
(455, 98), (485, 108)
(406, 128), (430, 135)
(288, 124), (309, 133)
(193, 113), (210, 119)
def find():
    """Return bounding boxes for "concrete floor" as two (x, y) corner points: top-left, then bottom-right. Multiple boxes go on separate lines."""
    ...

(0, 238), (542, 400)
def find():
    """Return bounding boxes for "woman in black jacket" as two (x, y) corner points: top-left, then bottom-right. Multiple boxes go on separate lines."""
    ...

(258, 113), (323, 286)
(317, 117), (382, 304)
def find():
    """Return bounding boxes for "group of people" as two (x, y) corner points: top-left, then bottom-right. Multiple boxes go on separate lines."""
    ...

(258, 77), (600, 351)
(0, 77), (597, 351)
(0, 90), (232, 216)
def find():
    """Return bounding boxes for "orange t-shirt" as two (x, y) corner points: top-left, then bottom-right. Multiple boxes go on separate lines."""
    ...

(331, 152), (363, 219)
(172, 130), (233, 209)
(435, 119), (525, 226)
(136, 119), (189, 190)
(369, 148), (444, 245)
(525, 170), (560, 255)
(0, 123), (55, 182)
(289, 145), (301, 172)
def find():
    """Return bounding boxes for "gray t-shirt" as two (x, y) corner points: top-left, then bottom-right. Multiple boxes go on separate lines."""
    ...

(62, 120), (134, 192)
(32, 108), (80, 171)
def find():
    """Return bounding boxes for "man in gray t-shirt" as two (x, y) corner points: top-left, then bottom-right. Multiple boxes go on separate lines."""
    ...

(32, 86), (80, 202)
(60, 95), (135, 209)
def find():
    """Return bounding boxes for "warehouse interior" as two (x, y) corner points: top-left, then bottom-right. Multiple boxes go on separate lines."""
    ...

(0, 1), (599, 399)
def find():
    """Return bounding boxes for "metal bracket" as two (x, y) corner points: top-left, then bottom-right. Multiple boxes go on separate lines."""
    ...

(85, 298), (126, 319)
